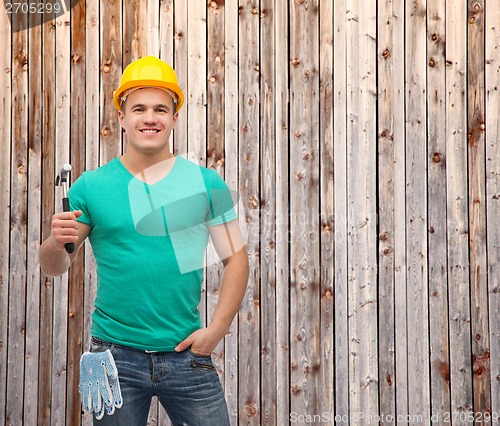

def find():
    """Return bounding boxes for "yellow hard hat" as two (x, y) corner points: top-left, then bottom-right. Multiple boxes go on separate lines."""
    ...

(113, 56), (185, 112)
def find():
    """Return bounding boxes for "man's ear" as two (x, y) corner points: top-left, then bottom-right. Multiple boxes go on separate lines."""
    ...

(172, 111), (179, 126)
(118, 110), (125, 131)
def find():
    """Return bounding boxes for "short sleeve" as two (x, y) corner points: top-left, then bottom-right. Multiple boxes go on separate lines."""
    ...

(205, 170), (237, 227)
(68, 173), (92, 227)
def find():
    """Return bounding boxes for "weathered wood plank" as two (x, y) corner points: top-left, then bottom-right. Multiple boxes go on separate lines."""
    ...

(123, 0), (147, 64)
(259, 0), (277, 424)
(206, 0), (226, 406)
(485, 0), (500, 416)
(346, 0), (378, 419)
(67, 0), (87, 423)
(391, 0), (407, 420)
(319, 0), (334, 423)
(223, 0), (239, 423)
(147, 0), (160, 55)
(100, 0), (122, 163)
(426, 0), (451, 418)
(289, 0), (321, 419)
(81, 1), (100, 424)
(332, 0), (348, 419)
(186, 0), (207, 167)
(39, 17), (57, 426)
(173, 0), (187, 156)
(159, 0), (174, 64)
(0, 3), (12, 425)
(6, 21), (28, 426)
(377, 0), (402, 419)
(446, 0), (473, 415)
(51, 10), (72, 424)
(274, 0), (289, 424)
(405, 0), (430, 421)
(25, 22), (42, 426)
(467, 0), (491, 417)
(238, 0), (260, 424)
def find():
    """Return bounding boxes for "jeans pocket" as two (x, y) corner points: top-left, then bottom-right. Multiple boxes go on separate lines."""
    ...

(188, 350), (216, 371)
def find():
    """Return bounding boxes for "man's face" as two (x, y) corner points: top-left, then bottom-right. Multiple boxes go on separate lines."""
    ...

(118, 87), (178, 155)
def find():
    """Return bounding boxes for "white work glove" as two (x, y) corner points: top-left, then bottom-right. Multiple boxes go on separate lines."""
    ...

(78, 350), (123, 419)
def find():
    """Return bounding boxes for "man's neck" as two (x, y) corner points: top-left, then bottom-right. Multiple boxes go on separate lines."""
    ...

(120, 150), (175, 176)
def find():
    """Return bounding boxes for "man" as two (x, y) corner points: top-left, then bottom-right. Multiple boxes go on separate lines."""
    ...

(38, 56), (249, 425)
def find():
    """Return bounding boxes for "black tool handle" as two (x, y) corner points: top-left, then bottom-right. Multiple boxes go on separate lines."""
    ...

(62, 197), (75, 253)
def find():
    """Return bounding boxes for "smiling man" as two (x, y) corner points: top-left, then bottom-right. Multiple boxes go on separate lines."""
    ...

(38, 56), (249, 425)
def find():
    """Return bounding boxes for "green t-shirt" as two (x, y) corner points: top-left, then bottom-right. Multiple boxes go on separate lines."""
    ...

(69, 155), (236, 351)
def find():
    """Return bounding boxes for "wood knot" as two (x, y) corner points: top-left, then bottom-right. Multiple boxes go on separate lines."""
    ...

(382, 48), (390, 59)
(101, 63), (111, 73)
(428, 58), (436, 67)
(473, 2), (482, 12)
(101, 127), (110, 137)
(291, 58), (300, 67)
(469, 16), (476, 24)
(432, 152), (441, 163)
(296, 170), (306, 181)
(431, 33), (438, 42)
(209, 75), (216, 83)
(291, 384), (301, 395)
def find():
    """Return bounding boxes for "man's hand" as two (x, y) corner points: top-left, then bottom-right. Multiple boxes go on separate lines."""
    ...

(39, 210), (90, 277)
(175, 326), (226, 356)
(50, 210), (83, 250)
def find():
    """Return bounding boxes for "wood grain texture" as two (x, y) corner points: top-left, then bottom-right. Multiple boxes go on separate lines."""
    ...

(485, 0), (500, 417)
(0, 1), (497, 424)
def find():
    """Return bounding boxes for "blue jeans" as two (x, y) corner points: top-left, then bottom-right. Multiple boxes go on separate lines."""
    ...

(89, 337), (230, 426)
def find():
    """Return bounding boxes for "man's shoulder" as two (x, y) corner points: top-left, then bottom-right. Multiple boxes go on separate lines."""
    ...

(176, 155), (221, 183)
(77, 158), (122, 182)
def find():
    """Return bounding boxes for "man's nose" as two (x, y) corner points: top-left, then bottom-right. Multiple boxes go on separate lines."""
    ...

(143, 108), (157, 123)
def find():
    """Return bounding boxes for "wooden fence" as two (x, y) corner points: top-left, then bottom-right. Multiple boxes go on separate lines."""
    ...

(1, 0), (499, 424)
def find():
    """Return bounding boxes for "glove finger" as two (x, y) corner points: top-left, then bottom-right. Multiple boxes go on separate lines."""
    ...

(110, 377), (123, 408)
(92, 381), (102, 414)
(78, 382), (92, 413)
(103, 349), (119, 379)
(95, 402), (106, 421)
(105, 403), (116, 416)
(99, 374), (114, 407)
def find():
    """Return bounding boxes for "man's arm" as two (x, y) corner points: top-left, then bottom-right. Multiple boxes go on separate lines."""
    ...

(38, 210), (91, 277)
(175, 219), (249, 355)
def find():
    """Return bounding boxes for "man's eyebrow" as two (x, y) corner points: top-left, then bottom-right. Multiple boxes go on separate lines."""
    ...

(130, 103), (172, 110)
(130, 103), (172, 112)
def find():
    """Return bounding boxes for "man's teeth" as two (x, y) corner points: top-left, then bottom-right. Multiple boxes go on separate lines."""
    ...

(141, 129), (159, 134)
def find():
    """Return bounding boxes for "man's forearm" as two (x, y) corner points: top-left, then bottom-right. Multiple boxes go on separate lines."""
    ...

(208, 247), (249, 338)
(38, 236), (72, 277)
